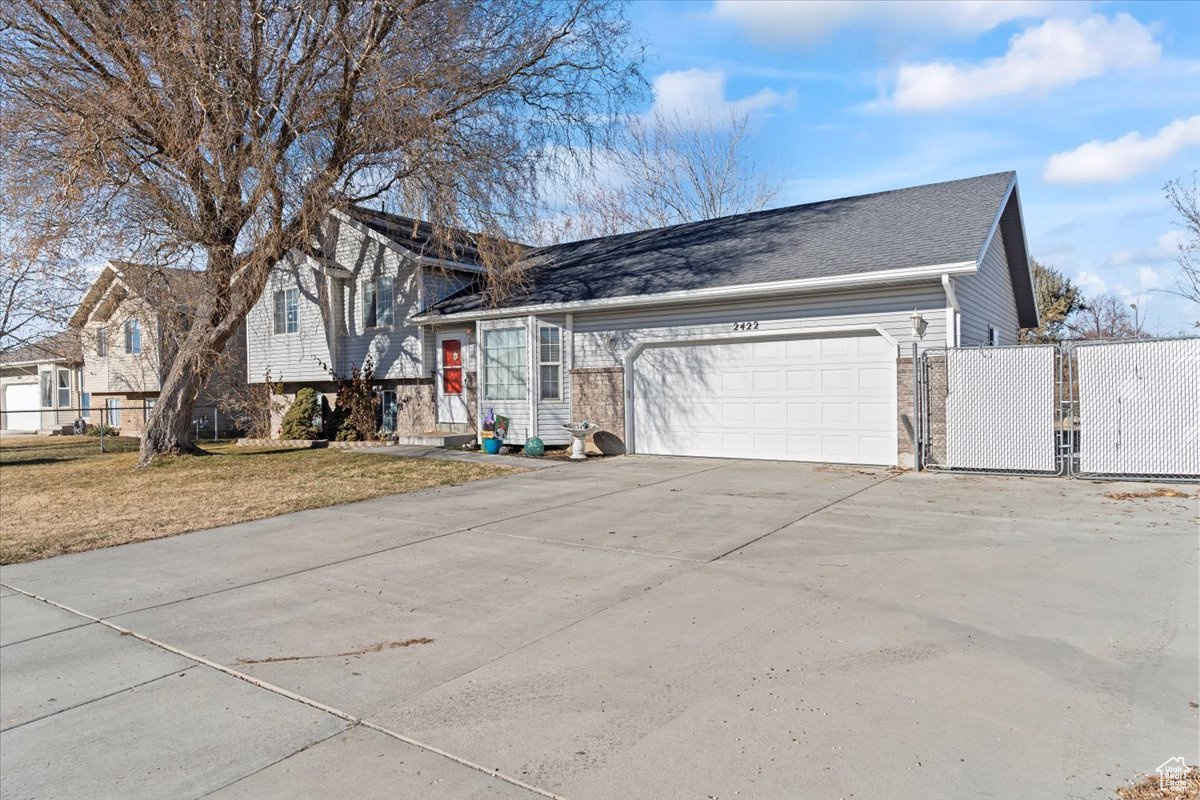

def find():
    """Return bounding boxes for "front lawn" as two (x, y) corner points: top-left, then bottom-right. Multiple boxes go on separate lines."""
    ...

(0, 436), (515, 564)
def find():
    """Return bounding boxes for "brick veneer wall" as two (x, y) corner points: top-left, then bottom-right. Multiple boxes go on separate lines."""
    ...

(896, 357), (916, 468)
(570, 366), (626, 455)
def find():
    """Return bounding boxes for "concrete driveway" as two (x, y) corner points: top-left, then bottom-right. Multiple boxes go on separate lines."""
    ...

(1, 457), (1196, 800)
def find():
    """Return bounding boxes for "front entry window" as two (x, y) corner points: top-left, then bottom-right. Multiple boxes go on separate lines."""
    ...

(483, 328), (526, 400)
(441, 338), (463, 396)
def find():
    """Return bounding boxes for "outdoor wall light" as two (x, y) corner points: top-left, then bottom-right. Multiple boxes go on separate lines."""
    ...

(909, 311), (928, 339)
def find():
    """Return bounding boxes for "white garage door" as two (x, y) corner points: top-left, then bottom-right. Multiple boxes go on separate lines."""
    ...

(631, 333), (897, 465)
(4, 383), (40, 432)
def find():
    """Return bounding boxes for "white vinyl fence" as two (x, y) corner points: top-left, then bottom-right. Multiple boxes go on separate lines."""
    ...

(1075, 338), (1200, 478)
(919, 337), (1199, 481)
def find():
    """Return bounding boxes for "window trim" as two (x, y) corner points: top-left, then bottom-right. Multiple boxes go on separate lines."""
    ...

(39, 370), (53, 408)
(482, 326), (528, 401)
(105, 397), (121, 427)
(143, 397), (156, 422)
(537, 325), (562, 402)
(362, 275), (395, 329)
(987, 325), (1000, 346)
(124, 319), (142, 354)
(273, 288), (299, 335)
(56, 368), (70, 408)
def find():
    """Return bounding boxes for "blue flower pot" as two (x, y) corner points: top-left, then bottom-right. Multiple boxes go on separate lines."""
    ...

(482, 437), (502, 455)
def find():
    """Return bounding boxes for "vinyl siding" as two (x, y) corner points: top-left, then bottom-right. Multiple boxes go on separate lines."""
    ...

(336, 223), (424, 379)
(572, 284), (948, 369)
(954, 233), (1021, 346)
(245, 255), (333, 383)
(82, 297), (161, 394)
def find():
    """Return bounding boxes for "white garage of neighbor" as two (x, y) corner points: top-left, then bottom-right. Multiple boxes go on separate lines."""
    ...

(412, 171), (1040, 467)
(3, 383), (40, 432)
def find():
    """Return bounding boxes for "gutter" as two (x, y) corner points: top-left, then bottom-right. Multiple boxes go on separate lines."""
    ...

(942, 273), (961, 347)
(412, 260), (977, 324)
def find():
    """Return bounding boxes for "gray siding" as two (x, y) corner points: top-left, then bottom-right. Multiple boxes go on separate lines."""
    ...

(954, 233), (1021, 346)
(423, 268), (476, 311)
(572, 285), (948, 370)
(246, 255), (333, 383)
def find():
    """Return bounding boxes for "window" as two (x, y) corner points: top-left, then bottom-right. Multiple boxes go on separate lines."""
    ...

(363, 276), (394, 328)
(538, 326), (561, 401)
(378, 390), (397, 434)
(57, 369), (70, 408)
(125, 319), (141, 354)
(273, 288), (299, 334)
(483, 328), (527, 400)
(106, 398), (121, 427)
(143, 397), (156, 421)
(82, 392), (91, 415)
(40, 370), (52, 407)
(96, 328), (107, 357)
(988, 325), (1000, 347)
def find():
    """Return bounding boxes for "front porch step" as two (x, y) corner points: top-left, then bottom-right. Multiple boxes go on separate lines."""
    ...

(393, 432), (475, 448)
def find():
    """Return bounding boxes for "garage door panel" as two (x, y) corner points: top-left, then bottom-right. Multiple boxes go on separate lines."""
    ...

(632, 333), (897, 465)
(4, 384), (41, 432)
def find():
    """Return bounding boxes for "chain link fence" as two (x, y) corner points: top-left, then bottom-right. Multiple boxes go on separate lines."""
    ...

(917, 337), (1199, 482)
(0, 402), (236, 450)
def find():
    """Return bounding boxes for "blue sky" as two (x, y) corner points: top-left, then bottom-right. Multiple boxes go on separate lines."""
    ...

(623, 0), (1200, 333)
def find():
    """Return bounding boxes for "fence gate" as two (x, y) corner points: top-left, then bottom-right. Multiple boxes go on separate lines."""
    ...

(1072, 338), (1200, 479)
(919, 337), (1200, 481)
(920, 344), (1061, 474)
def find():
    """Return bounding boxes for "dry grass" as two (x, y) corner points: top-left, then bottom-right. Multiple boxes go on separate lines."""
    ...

(1104, 487), (1196, 501)
(1116, 768), (1199, 799)
(0, 436), (515, 565)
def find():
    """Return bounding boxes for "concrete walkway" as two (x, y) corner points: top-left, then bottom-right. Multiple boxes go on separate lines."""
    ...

(1, 457), (1196, 799)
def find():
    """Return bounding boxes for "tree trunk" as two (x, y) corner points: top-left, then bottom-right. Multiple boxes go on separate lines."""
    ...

(137, 363), (208, 464)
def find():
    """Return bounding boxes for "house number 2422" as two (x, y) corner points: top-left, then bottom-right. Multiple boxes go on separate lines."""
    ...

(732, 321), (760, 331)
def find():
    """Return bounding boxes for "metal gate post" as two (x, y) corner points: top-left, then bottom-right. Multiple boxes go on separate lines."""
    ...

(912, 342), (922, 471)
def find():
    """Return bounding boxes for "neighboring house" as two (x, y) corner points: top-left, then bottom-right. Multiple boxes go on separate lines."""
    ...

(0, 330), (85, 434)
(253, 172), (1037, 466)
(70, 261), (247, 436)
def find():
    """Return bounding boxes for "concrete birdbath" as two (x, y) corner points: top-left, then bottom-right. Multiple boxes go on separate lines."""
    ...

(562, 422), (600, 460)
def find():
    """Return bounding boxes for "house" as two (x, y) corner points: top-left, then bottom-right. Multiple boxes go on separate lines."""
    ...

(253, 172), (1037, 466)
(70, 261), (247, 436)
(0, 330), (85, 434)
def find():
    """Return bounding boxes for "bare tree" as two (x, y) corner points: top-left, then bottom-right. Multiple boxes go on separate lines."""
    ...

(1067, 293), (1147, 340)
(1, 0), (642, 465)
(538, 108), (780, 242)
(1164, 172), (1199, 327)
(0, 165), (93, 352)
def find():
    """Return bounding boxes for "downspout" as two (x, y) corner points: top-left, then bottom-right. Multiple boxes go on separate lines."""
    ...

(942, 273), (960, 348)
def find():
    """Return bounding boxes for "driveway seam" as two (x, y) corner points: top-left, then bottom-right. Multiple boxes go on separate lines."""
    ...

(1, 664), (201, 734)
(469, 528), (706, 564)
(0, 585), (566, 800)
(707, 472), (903, 562)
(195, 725), (352, 799)
(81, 462), (732, 623)
(0, 620), (94, 650)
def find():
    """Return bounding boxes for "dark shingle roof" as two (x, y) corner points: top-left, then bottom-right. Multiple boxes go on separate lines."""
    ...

(0, 329), (82, 365)
(347, 206), (485, 265)
(427, 172), (1020, 316)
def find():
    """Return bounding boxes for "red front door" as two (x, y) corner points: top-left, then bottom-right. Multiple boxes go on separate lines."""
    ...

(441, 338), (463, 395)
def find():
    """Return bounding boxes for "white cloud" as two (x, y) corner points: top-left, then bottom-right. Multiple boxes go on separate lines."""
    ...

(650, 69), (795, 122)
(1075, 270), (1108, 297)
(712, 0), (1068, 45)
(890, 14), (1160, 111)
(1044, 115), (1200, 184)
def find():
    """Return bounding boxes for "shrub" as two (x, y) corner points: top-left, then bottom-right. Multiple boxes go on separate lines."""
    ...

(328, 357), (380, 441)
(280, 387), (321, 440)
(85, 423), (119, 437)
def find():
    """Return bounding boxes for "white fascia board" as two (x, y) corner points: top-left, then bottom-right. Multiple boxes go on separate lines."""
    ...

(410, 260), (976, 324)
